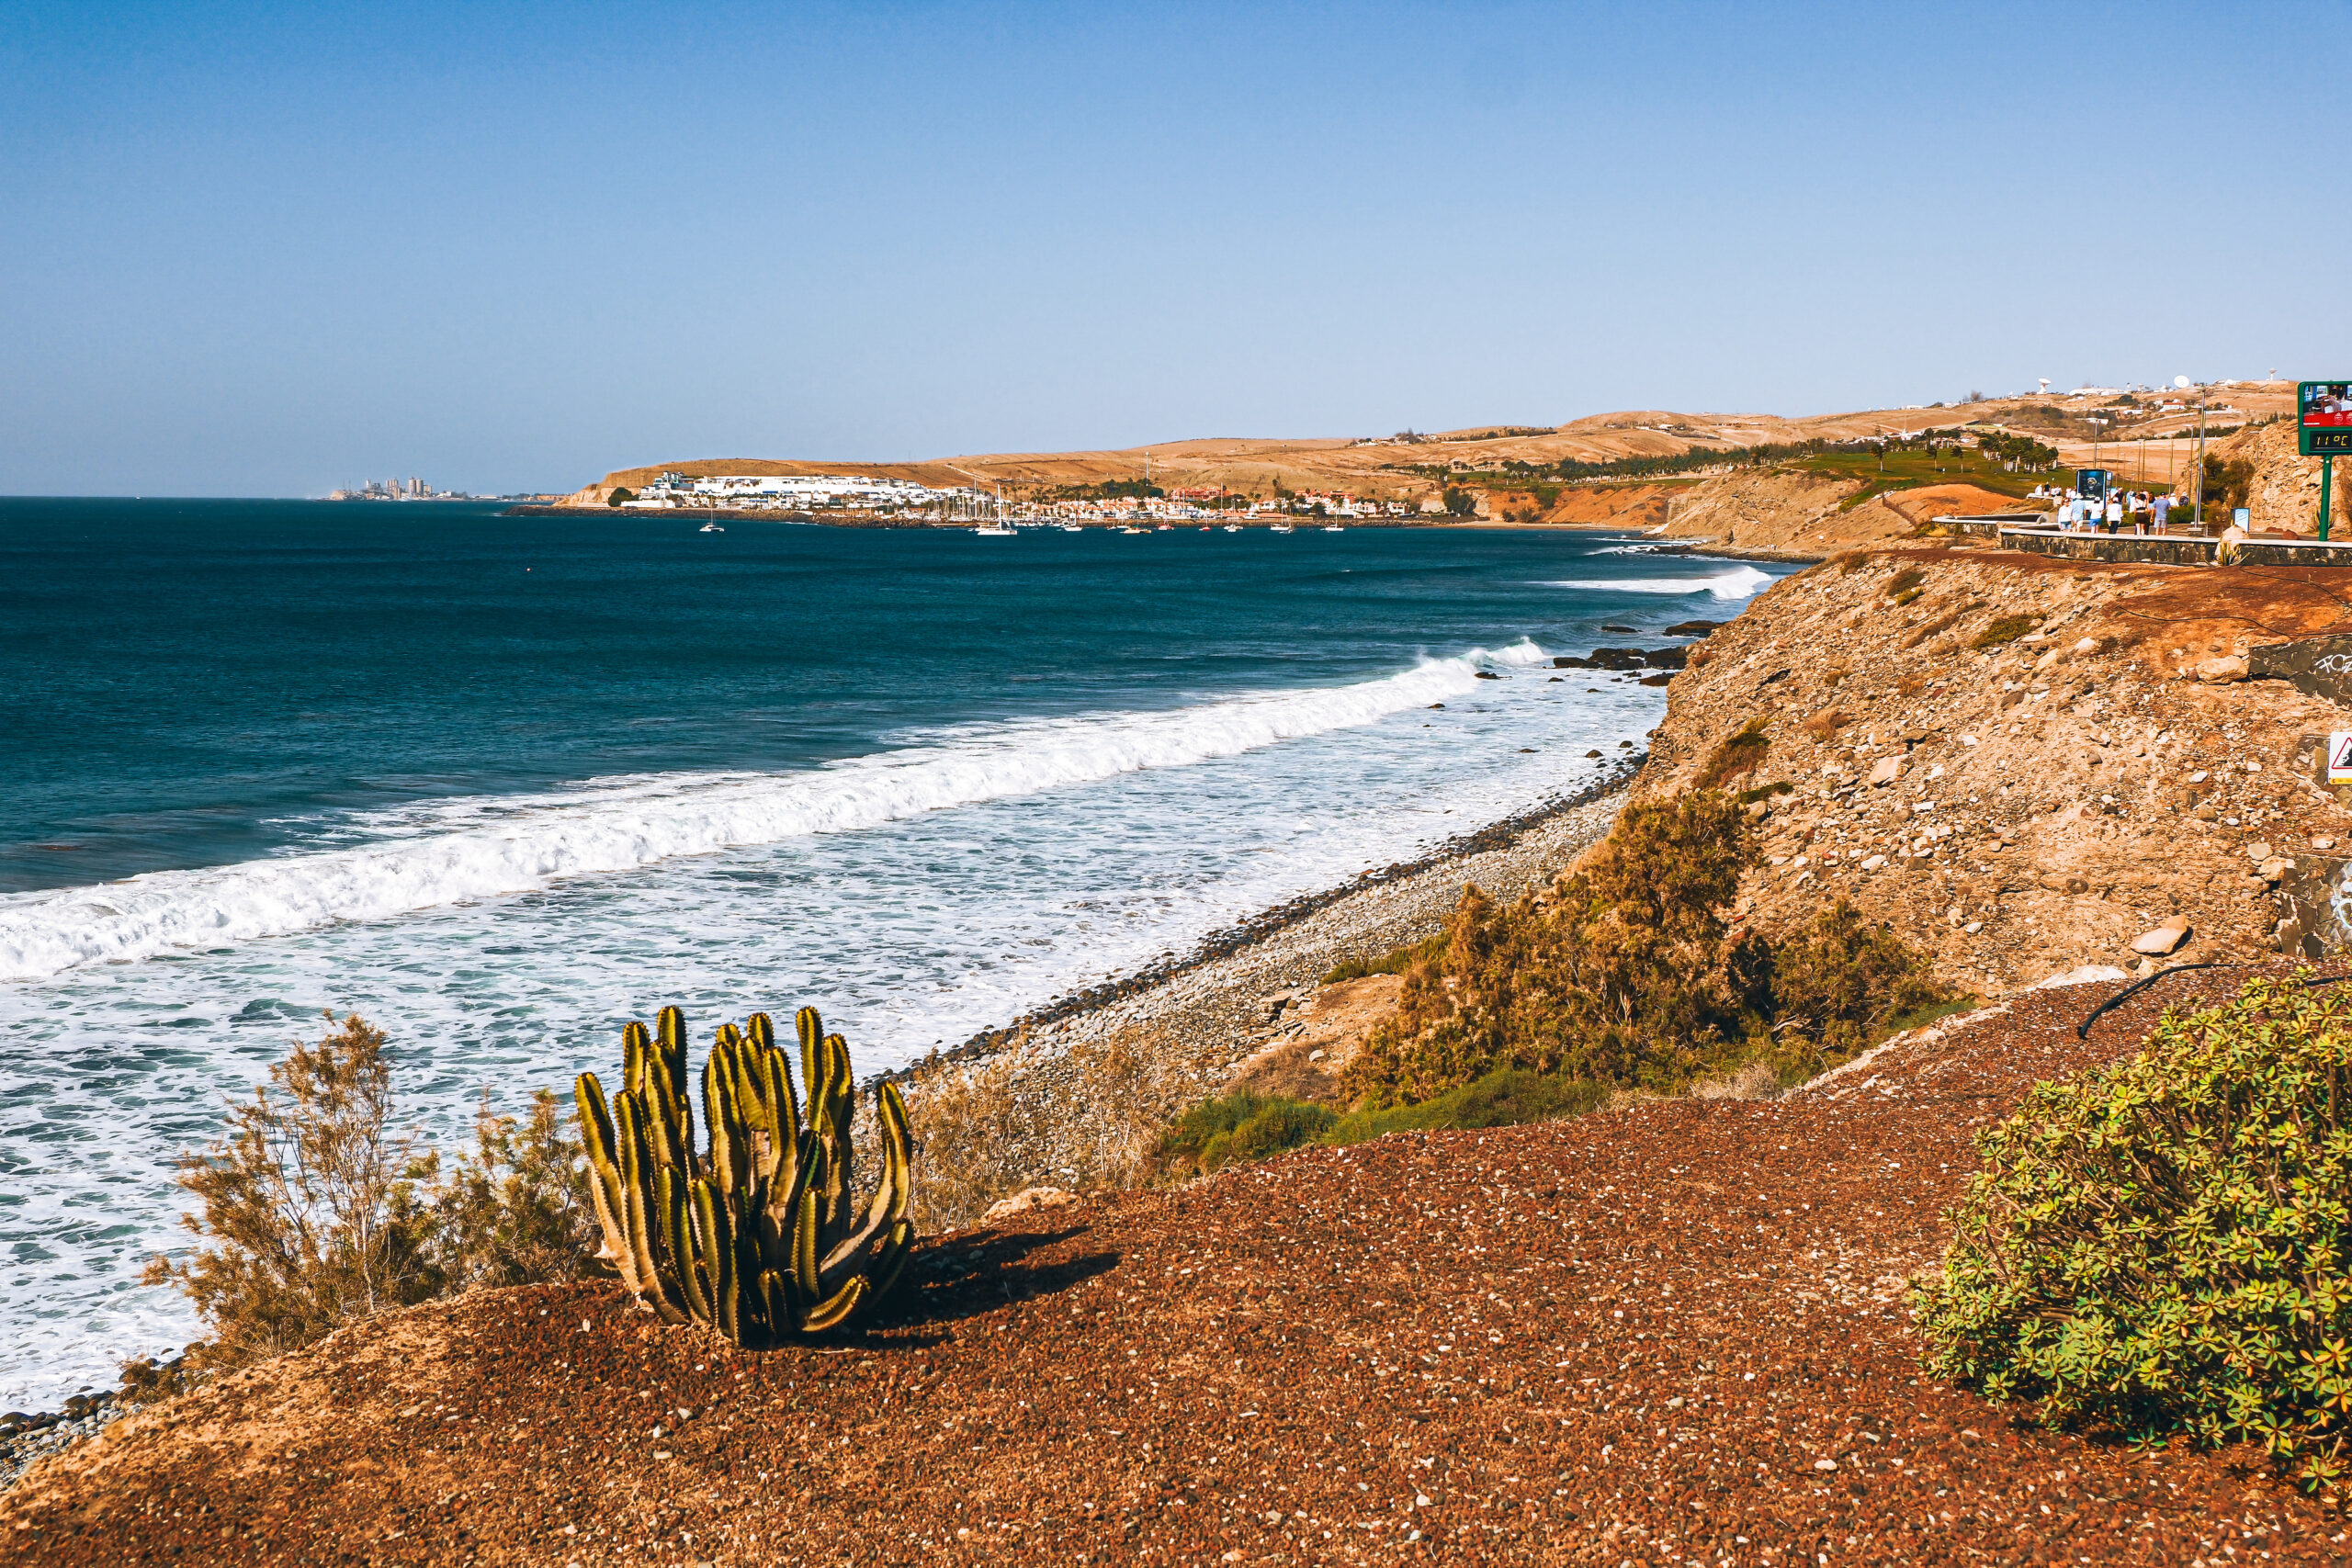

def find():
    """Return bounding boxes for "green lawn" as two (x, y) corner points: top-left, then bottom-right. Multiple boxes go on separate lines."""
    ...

(1795, 449), (2174, 507)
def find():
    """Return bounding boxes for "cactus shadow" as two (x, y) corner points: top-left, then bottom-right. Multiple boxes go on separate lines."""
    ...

(875, 1225), (1120, 1332)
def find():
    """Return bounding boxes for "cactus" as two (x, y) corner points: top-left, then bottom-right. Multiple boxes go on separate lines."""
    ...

(575, 1005), (914, 1345)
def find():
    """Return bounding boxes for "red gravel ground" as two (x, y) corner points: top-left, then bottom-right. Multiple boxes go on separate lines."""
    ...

(9, 968), (2351, 1565)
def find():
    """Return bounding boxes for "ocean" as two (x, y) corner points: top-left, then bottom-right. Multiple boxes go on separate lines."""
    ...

(0, 498), (1785, 1407)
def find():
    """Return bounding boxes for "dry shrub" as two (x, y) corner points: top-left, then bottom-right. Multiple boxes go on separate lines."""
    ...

(903, 1030), (1201, 1231)
(1691, 716), (1770, 790)
(145, 1013), (441, 1372)
(1342, 796), (1945, 1110)
(145, 1012), (598, 1378)
(1896, 673), (1925, 696)
(1802, 709), (1851, 741)
(1830, 551), (1873, 574)
(430, 1089), (604, 1292)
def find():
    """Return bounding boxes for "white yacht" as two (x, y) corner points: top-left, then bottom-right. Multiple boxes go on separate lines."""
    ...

(1269, 522), (1295, 535)
(699, 522), (724, 533)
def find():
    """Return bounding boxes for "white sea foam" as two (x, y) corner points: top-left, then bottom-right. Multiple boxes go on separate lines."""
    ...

(1541, 565), (1774, 600)
(0, 641), (1549, 983)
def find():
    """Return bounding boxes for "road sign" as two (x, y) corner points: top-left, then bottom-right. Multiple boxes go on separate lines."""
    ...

(2329, 731), (2352, 784)
(2301, 382), (2352, 457)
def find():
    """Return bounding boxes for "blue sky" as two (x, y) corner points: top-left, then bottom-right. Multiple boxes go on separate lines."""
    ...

(3, 1), (2345, 495)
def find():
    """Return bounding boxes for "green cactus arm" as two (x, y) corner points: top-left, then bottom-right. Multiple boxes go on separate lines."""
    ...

(763, 1046), (801, 1188)
(798, 1275), (868, 1334)
(866, 1217), (915, 1306)
(796, 1007), (825, 1106)
(573, 1073), (637, 1289)
(758, 1268), (799, 1335)
(817, 1080), (914, 1288)
(701, 1051), (742, 1198)
(656, 1006), (695, 1156)
(616, 1096), (658, 1280)
(621, 1020), (651, 1098)
(662, 1165), (709, 1324)
(792, 1185), (823, 1301)
(817, 1033), (858, 1239)
(756, 1117), (817, 1277)
(692, 1179), (740, 1343)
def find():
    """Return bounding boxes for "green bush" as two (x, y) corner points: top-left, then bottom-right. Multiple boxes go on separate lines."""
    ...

(1322, 930), (1447, 986)
(1159, 1090), (1337, 1173)
(1340, 790), (1949, 1109)
(1326, 1069), (1607, 1145)
(1916, 975), (2352, 1490)
(1970, 614), (2038, 649)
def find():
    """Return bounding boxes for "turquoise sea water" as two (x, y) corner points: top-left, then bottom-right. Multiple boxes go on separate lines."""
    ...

(0, 499), (1785, 1406)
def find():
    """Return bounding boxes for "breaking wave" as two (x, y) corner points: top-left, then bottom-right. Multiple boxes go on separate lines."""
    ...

(0, 640), (1550, 982)
(1542, 565), (1775, 600)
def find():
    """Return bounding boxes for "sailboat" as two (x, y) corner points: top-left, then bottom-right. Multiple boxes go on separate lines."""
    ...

(1269, 521), (1295, 535)
(699, 522), (724, 533)
(973, 485), (1015, 536)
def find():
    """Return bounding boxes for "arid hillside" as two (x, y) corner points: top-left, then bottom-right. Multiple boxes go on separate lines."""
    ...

(561, 384), (2301, 511)
(6, 967), (2346, 1565)
(1634, 546), (2352, 996)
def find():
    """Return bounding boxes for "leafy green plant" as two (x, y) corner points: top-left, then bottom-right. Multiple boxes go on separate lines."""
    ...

(1970, 614), (2038, 649)
(574, 1006), (913, 1343)
(1157, 1091), (1338, 1175)
(1916, 975), (2352, 1491)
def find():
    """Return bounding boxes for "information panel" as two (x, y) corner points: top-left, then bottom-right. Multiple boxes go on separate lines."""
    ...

(2301, 381), (2352, 457)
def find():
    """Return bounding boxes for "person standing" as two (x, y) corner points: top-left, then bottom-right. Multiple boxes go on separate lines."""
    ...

(2154, 492), (2172, 534)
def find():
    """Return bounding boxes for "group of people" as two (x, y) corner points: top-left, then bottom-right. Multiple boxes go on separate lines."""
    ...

(2030, 482), (2181, 535)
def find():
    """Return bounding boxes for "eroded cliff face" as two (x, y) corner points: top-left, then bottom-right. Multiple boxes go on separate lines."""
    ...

(1634, 548), (2352, 995)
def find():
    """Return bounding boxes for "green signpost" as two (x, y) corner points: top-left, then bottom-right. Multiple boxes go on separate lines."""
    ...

(2300, 382), (2352, 541)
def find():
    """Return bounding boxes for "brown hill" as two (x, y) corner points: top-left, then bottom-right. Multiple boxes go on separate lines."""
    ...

(1634, 546), (2352, 994)
(5, 969), (2342, 1564)
(564, 385), (2303, 510)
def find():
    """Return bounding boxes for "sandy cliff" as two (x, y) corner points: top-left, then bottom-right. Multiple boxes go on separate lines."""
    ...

(1634, 546), (2352, 995)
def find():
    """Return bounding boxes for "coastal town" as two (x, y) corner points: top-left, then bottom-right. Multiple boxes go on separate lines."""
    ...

(605, 468), (1423, 524)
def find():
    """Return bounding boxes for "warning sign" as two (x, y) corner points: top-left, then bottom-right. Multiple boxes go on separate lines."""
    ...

(2330, 731), (2352, 784)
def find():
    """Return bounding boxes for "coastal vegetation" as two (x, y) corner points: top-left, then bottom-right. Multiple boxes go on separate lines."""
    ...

(573, 1006), (914, 1342)
(1917, 975), (2352, 1492)
(1341, 793), (1943, 1108)
(141, 1012), (596, 1382)
(1153, 1069), (1610, 1177)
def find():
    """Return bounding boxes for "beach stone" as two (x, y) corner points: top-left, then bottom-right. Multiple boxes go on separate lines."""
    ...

(2246, 841), (2275, 863)
(1664, 619), (1724, 637)
(1641, 646), (1690, 670)
(2035, 964), (2130, 988)
(2196, 654), (2248, 683)
(1587, 648), (1646, 671)
(2132, 922), (2191, 956)
(982, 1187), (1080, 1222)
(1864, 756), (1905, 787)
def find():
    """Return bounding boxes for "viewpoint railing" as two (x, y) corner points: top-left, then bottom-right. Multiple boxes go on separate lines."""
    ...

(1938, 515), (2352, 568)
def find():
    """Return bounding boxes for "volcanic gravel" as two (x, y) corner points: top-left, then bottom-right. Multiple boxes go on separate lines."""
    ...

(9, 966), (2349, 1565)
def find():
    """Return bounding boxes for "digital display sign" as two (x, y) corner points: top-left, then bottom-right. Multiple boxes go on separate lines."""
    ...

(2301, 382), (2352, 457)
